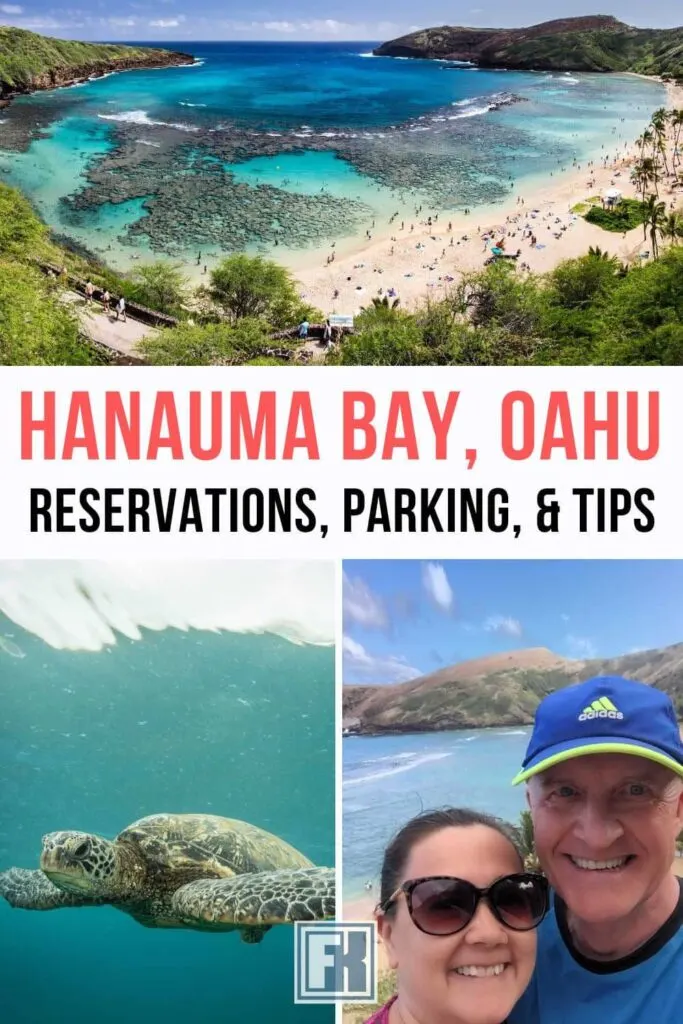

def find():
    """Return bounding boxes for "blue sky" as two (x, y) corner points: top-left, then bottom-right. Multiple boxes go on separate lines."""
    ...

(1, 2), (679, 42)
(342, 561), (683, 684)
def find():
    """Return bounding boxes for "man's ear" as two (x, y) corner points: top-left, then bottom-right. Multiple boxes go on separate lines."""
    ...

(675, 779), (683, 830)
(376, 912), (399, 971)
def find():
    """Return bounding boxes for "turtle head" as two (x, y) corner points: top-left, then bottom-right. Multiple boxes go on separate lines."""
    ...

(40, 832), (118, 897)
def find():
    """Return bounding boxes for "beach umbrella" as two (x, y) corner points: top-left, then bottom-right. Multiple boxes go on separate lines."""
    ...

(604, 187), (622, 200)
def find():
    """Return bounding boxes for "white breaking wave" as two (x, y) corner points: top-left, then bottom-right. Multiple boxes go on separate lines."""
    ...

(0, 561), (333, 652)
(344, 751), (453, 787)
(448, 93), (516, 119)
(357, 752), (418, 766)
(97, 110), (199, 132)
(179, 102), (207, 107)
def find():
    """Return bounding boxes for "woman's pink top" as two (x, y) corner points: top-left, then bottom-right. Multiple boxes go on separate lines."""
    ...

(362, 996), (507, 1024)
(363, 995), (397, 1024)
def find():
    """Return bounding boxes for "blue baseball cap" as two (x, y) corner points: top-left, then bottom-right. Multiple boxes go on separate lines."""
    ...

(511, 676), (683, 786)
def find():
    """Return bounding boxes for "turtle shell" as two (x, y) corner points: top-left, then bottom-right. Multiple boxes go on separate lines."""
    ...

(116, 814), (313, 882)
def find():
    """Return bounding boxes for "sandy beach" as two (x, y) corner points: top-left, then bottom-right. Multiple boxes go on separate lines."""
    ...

(344, 893), (390, 974)
(296, 80), (683, 318)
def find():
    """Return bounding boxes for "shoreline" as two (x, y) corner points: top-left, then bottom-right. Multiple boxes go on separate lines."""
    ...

(293, 76), (682, 316)
(0, 51), (197, 110)
(343, 721), (533, 737)
(4, 65), (680, 300)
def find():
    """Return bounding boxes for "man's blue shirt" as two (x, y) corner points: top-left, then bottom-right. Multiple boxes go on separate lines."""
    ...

(509, 878), (683, 1024)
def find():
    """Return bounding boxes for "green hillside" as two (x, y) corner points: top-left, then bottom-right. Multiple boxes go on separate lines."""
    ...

(374, 16), (683, 76)
(343, 642), (683, 734)
(0, 26), (192, 96)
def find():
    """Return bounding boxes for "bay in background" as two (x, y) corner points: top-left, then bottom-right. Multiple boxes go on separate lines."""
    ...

(343, 728), (530, 902)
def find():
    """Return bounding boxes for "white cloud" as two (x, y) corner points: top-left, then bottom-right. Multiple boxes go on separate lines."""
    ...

(560, 613), (570, 623)
(109, 16), (136, 25)
(421, 562), (454, 613)
(263, 20), (295, 32)
(299, 18), (345, 33)
(484, 615), (523, 637)
(564, 634), (598, 660)
(5, 15), (71, 28)
(149, 14), (184, 26)
(343, 635), (422, 683)
(0, 5), (23, 13)
(342, 572), (388, 630)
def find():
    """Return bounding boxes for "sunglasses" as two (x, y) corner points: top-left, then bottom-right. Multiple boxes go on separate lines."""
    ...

(380, 872), (549, 936)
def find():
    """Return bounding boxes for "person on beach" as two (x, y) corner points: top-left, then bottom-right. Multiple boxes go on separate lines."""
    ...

(508, 676), (683, 1024)
(102, 289), (110, 313)
(367, 807), (548, 1024)
(85, 280), (94, 305)
(116, 296), (126, 322)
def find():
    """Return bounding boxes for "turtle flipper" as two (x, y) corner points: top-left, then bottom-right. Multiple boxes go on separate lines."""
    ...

(0, 868), (102, 910)
(170, 866), (335, 933)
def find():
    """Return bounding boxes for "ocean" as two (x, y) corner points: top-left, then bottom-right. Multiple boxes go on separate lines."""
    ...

(0, 562), (334, 1024)
(0, 41), (665, 272)
(343, 728), (531, 902)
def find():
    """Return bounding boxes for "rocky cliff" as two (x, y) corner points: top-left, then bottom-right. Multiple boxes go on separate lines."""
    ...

(373, 17), (683, 76)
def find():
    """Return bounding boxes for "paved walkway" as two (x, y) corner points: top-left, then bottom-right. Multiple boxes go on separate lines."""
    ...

(63, 292), (158, 357)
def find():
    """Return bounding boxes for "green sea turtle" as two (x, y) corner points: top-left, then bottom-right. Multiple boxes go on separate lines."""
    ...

(0, 813), (334, 943)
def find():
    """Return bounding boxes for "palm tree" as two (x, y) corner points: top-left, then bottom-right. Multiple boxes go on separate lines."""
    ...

(370, 295), (400, 309)
(642, 195), (668, 258)
(587, 246), (627, 275)
(638, 127), (654, 163)
(662, 212), (683, 246)
(671, 110), (683, 172)
(631, 157), (658, 200)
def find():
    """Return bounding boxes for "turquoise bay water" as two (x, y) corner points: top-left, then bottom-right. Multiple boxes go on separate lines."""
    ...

(0, 41), (665, 270)
(343, 728), (530, 901)
(0, 619), (334, 1023)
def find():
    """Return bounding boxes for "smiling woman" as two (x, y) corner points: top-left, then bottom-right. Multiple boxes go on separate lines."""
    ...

(365, 808), (547, 1024)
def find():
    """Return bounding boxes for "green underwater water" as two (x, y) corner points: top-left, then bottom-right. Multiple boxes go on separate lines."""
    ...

(0, 620), (334, 1022)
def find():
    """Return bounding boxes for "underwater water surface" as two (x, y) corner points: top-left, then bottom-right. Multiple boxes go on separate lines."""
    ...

(0, 565), (334, 1023)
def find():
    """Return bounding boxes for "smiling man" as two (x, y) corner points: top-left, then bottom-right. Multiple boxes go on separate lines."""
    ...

(508, 675), (683, 1024)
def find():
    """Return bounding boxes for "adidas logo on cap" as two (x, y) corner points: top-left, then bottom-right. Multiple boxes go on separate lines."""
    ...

(578, 696), (624, 722)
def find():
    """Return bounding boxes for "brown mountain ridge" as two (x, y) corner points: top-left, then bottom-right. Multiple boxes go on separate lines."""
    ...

(342, 642), (683, 734)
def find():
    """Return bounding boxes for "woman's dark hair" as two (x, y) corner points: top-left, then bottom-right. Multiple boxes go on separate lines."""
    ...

(378, 807), (523, 915)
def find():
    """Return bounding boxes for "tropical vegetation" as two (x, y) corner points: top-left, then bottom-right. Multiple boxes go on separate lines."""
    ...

(0, 26), (188, 96)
